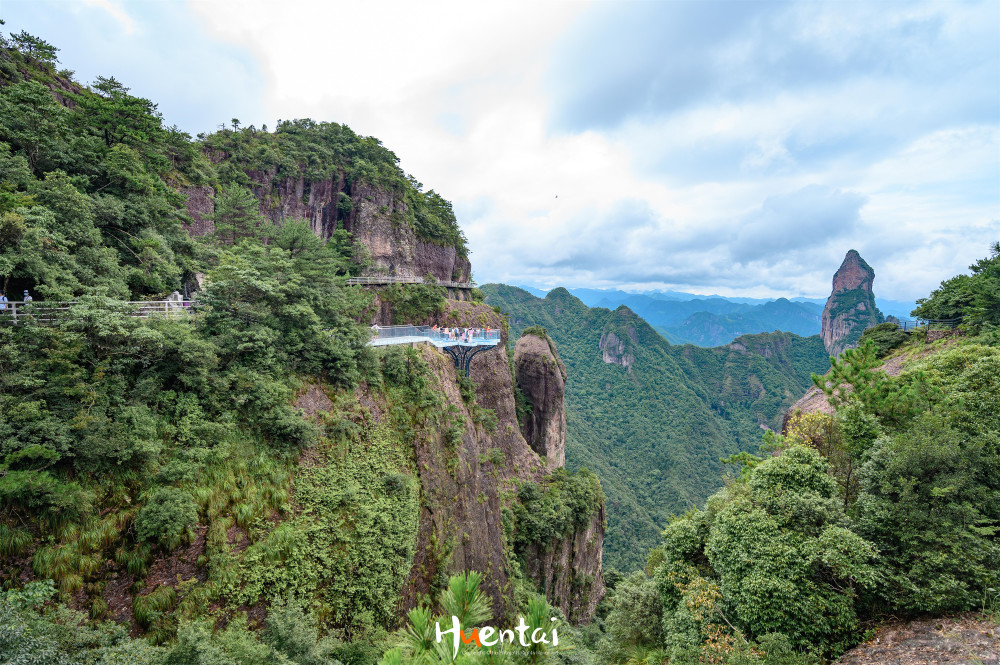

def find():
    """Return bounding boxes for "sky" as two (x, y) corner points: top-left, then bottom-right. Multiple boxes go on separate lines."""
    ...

(2, 0), (998, 300)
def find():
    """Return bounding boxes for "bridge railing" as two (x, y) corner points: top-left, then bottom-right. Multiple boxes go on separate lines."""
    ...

(346, 276), (474, 289)
(0, 300), (194, 325)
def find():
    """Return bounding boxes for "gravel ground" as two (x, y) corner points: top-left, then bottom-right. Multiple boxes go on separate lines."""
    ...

(837, 613), (999, 665)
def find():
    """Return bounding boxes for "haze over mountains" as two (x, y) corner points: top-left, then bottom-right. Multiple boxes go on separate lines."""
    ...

(514, 286), (915, 347)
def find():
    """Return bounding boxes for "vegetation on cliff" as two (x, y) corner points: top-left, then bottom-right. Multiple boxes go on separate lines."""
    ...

(0, 30), (466, 310)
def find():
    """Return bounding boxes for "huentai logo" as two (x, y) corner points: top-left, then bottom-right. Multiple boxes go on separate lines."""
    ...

(435, 615), (559, 658)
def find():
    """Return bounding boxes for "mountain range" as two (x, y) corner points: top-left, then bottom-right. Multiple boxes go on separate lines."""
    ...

(514, 286), (915, 347)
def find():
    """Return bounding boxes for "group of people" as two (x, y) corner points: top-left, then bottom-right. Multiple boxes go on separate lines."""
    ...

(430, 325), (493, 342)
(0, 290), (32, 312)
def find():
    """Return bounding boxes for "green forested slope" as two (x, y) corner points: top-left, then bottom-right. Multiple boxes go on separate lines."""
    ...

(481, 284), (829, 570)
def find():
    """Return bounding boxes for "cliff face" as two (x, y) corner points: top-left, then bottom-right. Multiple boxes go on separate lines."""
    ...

(182, 173), (471, 284)
(599, 331), (635, 368)
(514, 333), (567, 470)
(402, 301), (603, 622)
(520, 503), (605, 624)
(821, 250), (883, 356)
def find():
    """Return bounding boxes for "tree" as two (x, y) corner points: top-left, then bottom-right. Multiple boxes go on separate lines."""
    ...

(9, 31), (59, 67)
(78, 76), (166, 160)
(912, 241), (1000, 326)
(211, 183), (273, 244)
(706, 446), (878, 656)
(855, 414), (1000, 614)
(0, 80), (70, 173)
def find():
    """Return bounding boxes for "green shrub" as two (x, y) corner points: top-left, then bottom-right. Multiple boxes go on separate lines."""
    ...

(857, 322), (909, 357)
(379, 283), (446, 324)
(135, 487), (198, 551)
(513, 468), (604, 551)
(855, 413), (1000, 615)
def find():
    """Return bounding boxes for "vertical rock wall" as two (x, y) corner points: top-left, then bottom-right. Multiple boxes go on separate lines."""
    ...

(513, 333), (567, 470)
(401, 303), (603, 623)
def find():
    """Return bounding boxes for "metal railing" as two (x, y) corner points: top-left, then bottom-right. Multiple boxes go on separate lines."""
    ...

(0, 300), (194, 325)
(369, 324), (500, 345)
(888, 317), (962, 332)
(346, 276), (474, 289)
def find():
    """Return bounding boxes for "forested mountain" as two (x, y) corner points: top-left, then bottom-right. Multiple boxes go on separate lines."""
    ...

(480, 284), (829, 570)
(657, 298), (821, 346)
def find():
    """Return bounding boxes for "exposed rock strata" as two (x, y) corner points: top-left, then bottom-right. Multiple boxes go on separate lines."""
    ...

(599, 331), (635, 368)
(180, 185), (215, 236)
(514, 333), (567, 470)
(521, 503), (605, 623)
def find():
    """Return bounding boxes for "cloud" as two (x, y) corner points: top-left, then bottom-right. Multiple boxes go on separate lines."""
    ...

(730, 185), (866, 264)
(547, 1), (997, 134)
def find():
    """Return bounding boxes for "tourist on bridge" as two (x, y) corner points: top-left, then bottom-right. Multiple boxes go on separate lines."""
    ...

(22, 290), (32, 303)
(0, 292), (7, 312)
(370, 323), (379, 339)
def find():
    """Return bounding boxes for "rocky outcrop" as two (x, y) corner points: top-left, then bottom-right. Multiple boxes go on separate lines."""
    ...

(182, 172), (470, 284)
(521, 503), (605, 624)
(782, 339), (942, 433)
(514, 333), (567, 470)
(180, 185), (215, 236)
(401, 301), (603, 623)
(599, 331), (635, 368)
(836, 612), (998, 665)
(821, 250), (883, 356)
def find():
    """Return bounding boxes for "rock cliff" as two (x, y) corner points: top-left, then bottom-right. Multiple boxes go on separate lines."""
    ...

(514, 333), (567, 470)
(821, 250), (884, 356)
(599, 331), (636, 368)
(401, 301), (603, 622)
(182, 171), (470, 284)
(520, 503), (605, 624)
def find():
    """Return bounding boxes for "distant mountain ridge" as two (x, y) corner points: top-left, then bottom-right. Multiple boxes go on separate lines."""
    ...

(512, 286), (914, 347)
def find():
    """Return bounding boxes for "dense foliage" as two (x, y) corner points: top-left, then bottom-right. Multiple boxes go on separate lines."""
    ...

(481, 285), (829, 570)
(0, 32), (466, 309)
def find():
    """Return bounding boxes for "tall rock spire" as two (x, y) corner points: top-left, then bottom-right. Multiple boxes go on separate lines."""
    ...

(821, 250), (884, 356)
